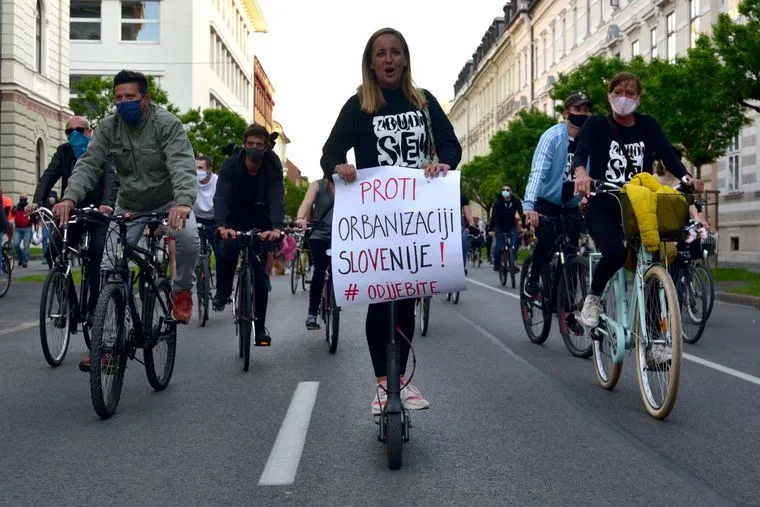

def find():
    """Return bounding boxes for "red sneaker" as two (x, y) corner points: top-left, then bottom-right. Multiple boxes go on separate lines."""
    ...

(172, 290), (193, 324)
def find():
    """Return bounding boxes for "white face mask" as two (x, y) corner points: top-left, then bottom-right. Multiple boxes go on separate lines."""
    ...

(609, 95), (640, 116)
(197, 170), (208, 183)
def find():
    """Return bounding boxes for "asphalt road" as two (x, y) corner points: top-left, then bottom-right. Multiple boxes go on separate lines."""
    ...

(1, 262), (759, 505)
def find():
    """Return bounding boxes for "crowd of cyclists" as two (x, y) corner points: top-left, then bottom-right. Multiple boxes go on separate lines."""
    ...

(5, 27), (718, 422)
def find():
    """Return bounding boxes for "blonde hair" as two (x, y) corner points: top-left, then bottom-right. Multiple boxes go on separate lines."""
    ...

(357, 27), (428, 114)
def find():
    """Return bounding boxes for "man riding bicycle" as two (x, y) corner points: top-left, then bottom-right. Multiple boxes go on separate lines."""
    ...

(213, 123), (284, 346)
(489, 184), (523, 273)
(295, 173), (334, 330)
(53, 70), (200, 371)
(523, 93), (592, 299)
(193, 155), (219, 259)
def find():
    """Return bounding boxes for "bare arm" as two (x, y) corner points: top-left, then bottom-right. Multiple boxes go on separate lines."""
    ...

(296, 181), (320, 221)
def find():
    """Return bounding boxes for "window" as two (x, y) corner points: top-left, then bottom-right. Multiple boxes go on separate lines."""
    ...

(728, 135), (741, 192)
(730, 237), (739, 251)
(690, 0), (701, 48)
(573, 6), (579, 45)
(35, 1), (43, 72)
(666, 12), (676, 62)
(631, 39), (640, 57)
(533, 45), (538, 79)
(542, 36), (547, 73)
(121, 1), (160, 42)
(35, 139), (44, 181)
(551, 25), (556, 65)
(650, 27), (658, 58)
(70, 0), (101, 40)
(586, 0), (591, 34)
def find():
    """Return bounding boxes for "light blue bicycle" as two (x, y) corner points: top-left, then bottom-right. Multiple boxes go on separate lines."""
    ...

(588, 181), (689, 420)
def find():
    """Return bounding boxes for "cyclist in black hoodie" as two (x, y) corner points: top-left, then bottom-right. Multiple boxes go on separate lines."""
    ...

(321, 27), (462, 415)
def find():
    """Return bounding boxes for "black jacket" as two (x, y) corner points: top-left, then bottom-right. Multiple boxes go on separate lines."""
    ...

(214, 149), (285, 230)
(489, 195), (523, 233)
(33, 143), (119, 208)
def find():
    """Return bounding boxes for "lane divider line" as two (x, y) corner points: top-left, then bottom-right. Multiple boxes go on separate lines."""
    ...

(0, 322), (38, 337)
(258, 381), (320, 486)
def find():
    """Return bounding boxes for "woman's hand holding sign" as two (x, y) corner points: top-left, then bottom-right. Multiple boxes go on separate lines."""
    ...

(335, 164), (357, 183)
(424, 163), (450, 179)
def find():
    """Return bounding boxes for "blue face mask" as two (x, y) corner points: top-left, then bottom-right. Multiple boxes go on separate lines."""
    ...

(68, 130), (91, 158)
(502, 190), (511, 199)
(116, 99), (143, 125)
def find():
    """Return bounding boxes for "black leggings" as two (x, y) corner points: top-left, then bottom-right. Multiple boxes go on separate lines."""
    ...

(216, 239), (269, 334)
(528, 201), (581, 283)
(307, 238), (330, 316)
(585, 195), (626, 295)
(366, 298), (416, 378)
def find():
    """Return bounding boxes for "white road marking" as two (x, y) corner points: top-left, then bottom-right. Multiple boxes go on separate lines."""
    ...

(258, 381), (320, 486)
(0, 322), (38, 337)
(467, 275), (760, 388)
(466, 277), (520, 300)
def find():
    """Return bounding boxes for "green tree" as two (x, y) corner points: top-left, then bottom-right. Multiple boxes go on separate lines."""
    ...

(461, 154), (502, 219)
(711, 0), (760, 113)
(179, 108), (248, 169)
(69, 75), (179, 125)
(283, 177), (308, 220)
(489, 108), (557, 197)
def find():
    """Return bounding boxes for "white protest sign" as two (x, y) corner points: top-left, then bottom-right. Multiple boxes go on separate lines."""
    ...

(331, 166), (466, 307)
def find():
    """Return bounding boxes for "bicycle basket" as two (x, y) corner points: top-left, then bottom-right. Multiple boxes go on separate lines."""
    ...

(620, 192), (689, 242)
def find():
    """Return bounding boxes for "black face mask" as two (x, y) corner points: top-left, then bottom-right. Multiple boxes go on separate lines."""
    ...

(246, 148), (265, 164)
(568, 113), (589, 129)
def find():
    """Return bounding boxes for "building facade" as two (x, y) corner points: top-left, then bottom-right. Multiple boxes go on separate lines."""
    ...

(69, 0), (267, 122)
(449, 0), (758, 264)
(0, 0), (71, 199)
(253, 55), (274, 132)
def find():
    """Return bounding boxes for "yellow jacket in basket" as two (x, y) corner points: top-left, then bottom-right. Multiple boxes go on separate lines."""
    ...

(622, 173), (681, 252)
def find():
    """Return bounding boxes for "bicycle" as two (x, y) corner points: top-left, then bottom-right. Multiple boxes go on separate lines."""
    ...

(376, 301), (412, 470)
(88, 212), (177, 419)
(319, 246), (340, 354)
(0, 237), (12, 298)
(497, 232), (517, 289)
(228, 228), (281, 372)
(415, 296), (431, 336)
(33, 207), (101, 367)
(289, 231), (312, 294)
(588, 181), (689, 420)
(519, 213), (592, 358)
(469, 235), (483, 268)
(195, 224), (214, 327)
(692, 224), (716, 319)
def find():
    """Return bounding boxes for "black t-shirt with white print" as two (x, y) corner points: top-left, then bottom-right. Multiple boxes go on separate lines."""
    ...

(571, 113), (687, 185)
(320, 87), (462, 173)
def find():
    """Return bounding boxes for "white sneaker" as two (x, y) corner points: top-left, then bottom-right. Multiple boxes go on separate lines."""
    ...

(401, 379), (430, 410)
(370, 381), (387, 415)
(647, 343), (672, 367)
(579, 294), (601, 328)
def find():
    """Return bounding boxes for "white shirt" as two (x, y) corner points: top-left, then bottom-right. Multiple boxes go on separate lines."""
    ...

(193, 173), (218, 220)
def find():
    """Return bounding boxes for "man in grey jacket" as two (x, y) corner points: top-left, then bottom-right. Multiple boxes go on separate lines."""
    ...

(53, 70), (199, 371)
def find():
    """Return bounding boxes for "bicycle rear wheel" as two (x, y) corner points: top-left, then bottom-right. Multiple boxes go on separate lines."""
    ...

(591, 281), (623, 390)
(196, 263), (209, 327)
(290, 252), (300, 294)
(327, 285), (339, 354)
(694, 264), (715, 319)
(0, 252), (11, 298)
(509, 244), (517, 289)
(677, 266), (706, 344)
(417, 297), (430, 336)
(144, 278), (177, 391)
(499, 249), (507, 286)
(39, 267), (72, 367)
(89, 283), (128, 419)
(557, 257), (592, 358)
(633, 265), (682, 419)
(236, 267), (253, 371)
(519, 256), (551, 344)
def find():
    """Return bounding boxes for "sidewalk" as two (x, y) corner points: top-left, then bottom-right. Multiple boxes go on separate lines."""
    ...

(715, 280), (760, 309)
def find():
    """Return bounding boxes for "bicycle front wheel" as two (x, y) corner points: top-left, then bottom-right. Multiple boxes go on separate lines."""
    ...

(39, 267), (72, 367)
(0, 253), (11, 298)
(677, 266), (707, 344)
(499, 249), (507, 286)
(144, 278), (177, 391)
(557, 257), (592, 358)
(236, 268), (253, 371)
(592, 280), (623, 390)
(290, 252), (300, 294)
(418, 297), (430, 336)
(89, 283), (128, 419)
(634, 265), (682, 420)
(519, 256), (551, 344)
(508, 245), (516, 289)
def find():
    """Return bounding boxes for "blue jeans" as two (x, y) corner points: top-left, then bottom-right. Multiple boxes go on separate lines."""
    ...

(492, 230), (518, 268)
(461, 230), (469, 270)
(13, 227), (32, 264)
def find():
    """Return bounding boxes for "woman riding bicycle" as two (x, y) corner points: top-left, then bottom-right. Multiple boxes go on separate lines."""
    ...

(572, 72), (704, 328)
(320, 27), (462, 415)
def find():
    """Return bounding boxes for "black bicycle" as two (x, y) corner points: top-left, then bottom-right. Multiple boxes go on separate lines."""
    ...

(668, 223), (709, 345)
(0, 238), (12, 298)
(498, 232), (517, 288)
(88, 212), (177, 419)
(376, 301), (412, 470)
(195, 224), (214, 327)
(519, 214), (592, 358)
(34, 207), (101, 367)
(320, 246), (340, 354)
(229, 228), (281, 372)
(469, 234), (483, 268)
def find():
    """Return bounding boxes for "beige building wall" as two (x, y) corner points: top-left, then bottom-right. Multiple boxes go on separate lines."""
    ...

(450, 0), (760, 264)
(0, 0), (71, 201)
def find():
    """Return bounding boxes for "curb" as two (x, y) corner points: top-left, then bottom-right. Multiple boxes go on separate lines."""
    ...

(716, 291), (760, 309)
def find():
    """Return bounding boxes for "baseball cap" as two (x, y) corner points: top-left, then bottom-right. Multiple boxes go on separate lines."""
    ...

(564, 93), (592, 109)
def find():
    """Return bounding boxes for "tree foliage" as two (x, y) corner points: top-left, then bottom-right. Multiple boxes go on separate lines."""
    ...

(69, 75), (178, 125)
(461, 154), (502, 218)
(489, 108), (557, 197)
(283, 177), (308, 220)
(178, 108), (248, 169)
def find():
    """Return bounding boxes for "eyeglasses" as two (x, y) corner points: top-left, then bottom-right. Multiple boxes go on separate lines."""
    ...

(65, 127), (87, 135)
